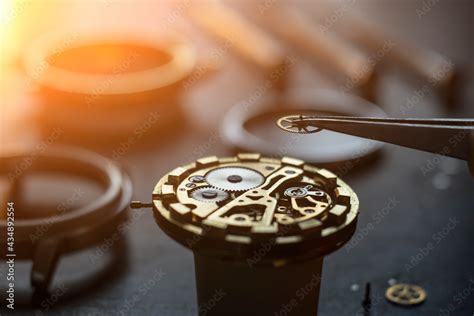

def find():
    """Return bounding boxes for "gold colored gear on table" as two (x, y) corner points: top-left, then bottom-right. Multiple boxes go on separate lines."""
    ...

(152, 153), (359, 260)
(385, 283), (427, 306)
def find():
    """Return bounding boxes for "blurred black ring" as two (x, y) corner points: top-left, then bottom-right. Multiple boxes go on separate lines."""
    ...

(0, 145), (132, 257)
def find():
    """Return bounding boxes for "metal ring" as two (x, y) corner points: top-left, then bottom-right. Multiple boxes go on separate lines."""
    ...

(0, 145), (132, 291)
(23, 28), (196, 94)
(0, 145), (132, 254)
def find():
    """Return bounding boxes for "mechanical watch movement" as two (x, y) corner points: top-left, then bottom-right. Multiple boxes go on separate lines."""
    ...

(132, 153), (359, 316)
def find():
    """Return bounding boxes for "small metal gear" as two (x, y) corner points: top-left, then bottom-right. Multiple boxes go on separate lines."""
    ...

(191, 186), (229, 203)
(385, 283), (426, 306)
(205, 166), (265, 192)
(277, 115), (322, 134)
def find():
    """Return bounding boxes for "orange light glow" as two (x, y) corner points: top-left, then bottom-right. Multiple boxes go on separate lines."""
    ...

(0, 0), (14, 25)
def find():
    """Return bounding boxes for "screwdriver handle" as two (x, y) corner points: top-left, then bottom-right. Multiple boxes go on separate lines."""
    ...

(265, 5), (375, 88)
(188, 1), (287, 77)
(334, 9), (456, 89)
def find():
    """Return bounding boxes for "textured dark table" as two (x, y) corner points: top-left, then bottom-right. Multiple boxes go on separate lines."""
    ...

(1, 0), (473, 315)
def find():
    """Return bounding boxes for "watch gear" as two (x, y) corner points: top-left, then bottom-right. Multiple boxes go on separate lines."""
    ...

(205, 166), (265, 192)
(191, 186), (229, 203)
(277, 114), (322, 134)
(385, 283), (427, 306)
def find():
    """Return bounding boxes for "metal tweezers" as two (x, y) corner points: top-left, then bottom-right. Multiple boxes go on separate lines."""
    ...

(278, 115), (474, 176)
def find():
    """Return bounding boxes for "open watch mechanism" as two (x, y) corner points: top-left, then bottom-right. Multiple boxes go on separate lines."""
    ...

(142, 154), (359, 261)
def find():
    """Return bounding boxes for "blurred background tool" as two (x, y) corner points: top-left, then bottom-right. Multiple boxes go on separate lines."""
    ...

(186, 0), (289, 91)
(318, 6), (459, 108)
(260, 3), (378, 101)
(277, 115), (474, 175)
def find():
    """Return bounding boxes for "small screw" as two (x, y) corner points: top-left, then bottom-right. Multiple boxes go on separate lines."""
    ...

(362, 282), (371, 312)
